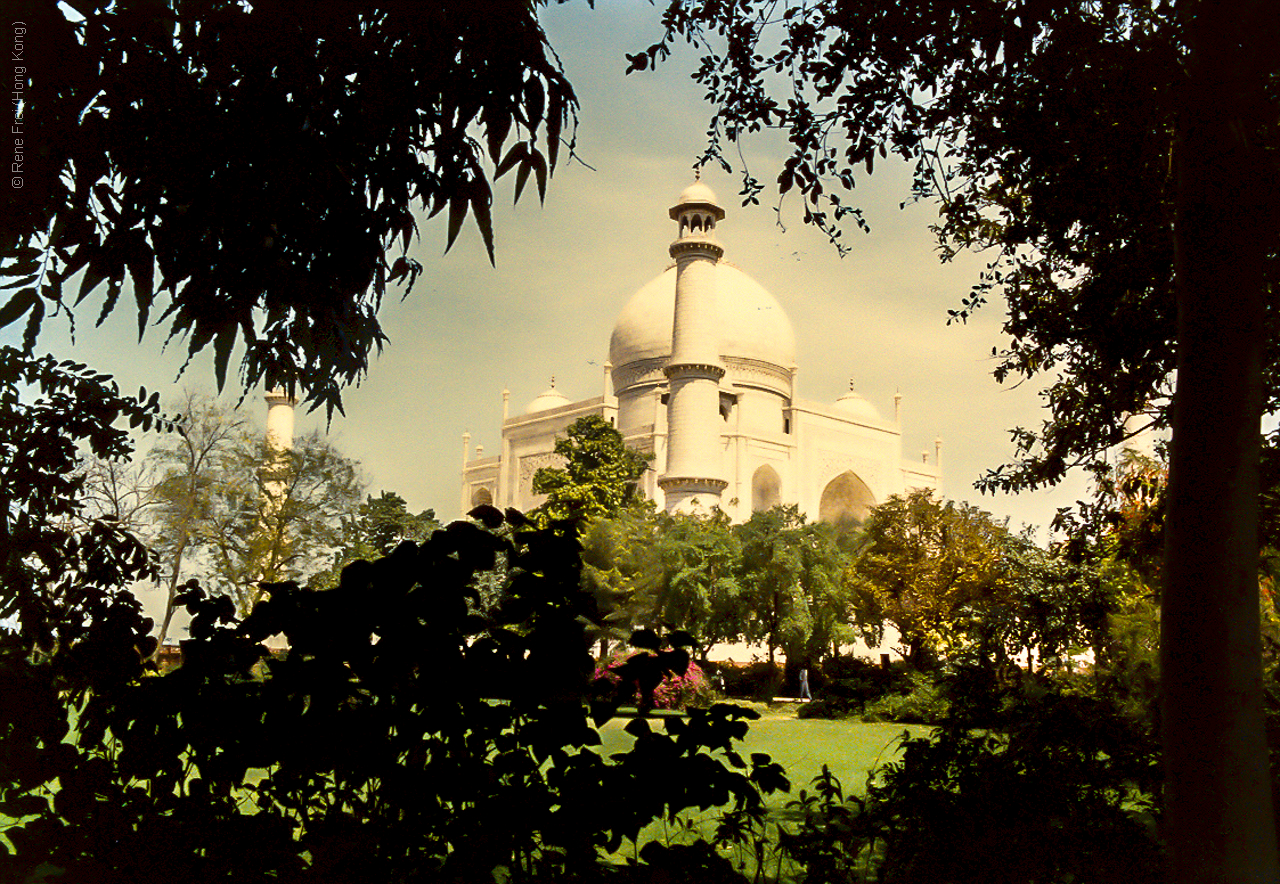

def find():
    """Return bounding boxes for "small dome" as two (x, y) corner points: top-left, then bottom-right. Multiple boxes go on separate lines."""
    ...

(834, 383), (881, 422)
(678, 180), (719, 206)
(609, 262), (796, 382)
(526, 380), (571, 414)
(670, 178), (726, 221)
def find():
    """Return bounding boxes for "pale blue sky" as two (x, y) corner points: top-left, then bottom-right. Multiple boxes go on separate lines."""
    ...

(9, 1), (1094, 536)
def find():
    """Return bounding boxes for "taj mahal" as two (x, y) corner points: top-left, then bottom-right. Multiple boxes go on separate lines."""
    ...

(460, 180), (942, 522)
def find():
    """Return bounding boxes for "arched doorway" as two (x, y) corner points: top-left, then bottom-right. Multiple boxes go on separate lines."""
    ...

(818, 471), (875, 524)
(752, 464), (782, 512)
(470, 485), (494, 508)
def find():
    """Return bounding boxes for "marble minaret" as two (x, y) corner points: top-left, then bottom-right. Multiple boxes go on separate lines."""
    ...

(658, 179), (730, 512)
(263, 388), (296, 509)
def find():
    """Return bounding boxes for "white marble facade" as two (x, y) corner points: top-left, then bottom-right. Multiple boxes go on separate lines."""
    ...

(460, 182), (941, 522)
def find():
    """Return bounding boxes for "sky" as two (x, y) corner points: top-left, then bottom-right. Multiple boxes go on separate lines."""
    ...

(10, 1), (1097, 540)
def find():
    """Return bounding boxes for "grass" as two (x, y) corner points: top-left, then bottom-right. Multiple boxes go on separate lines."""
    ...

(599, 703), (928, 800)
(595, 703), (930, 875)
(4, 701), (924, 882)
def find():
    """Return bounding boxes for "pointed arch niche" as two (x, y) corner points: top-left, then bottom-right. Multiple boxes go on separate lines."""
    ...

(470, 486), (494, 508)
(751, 464), (782, 512)
(818, 471), (875, 524)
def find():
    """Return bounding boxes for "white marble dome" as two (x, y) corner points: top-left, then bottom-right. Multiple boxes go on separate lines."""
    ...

(834, 385), (882, 422)
(609, 262), (796, 387)
(525, 382), (571, 413)
(678, 180), (719, 204)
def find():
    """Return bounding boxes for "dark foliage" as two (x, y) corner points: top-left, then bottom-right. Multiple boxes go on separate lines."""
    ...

(798, 657), (907, 721)
(710, 661), (781, 702)
(0, 347), (166, 650)
(0, 507), (789, 882)
(783, 687), (1163, 883)
(5, 0), (576, 415)
(633, 1), (1278, 495)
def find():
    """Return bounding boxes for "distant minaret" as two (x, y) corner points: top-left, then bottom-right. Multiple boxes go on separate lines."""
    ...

(264, 388), (296, 454)
(263, 388), (296, 507)
(258, 388), (297, 588)
(658, 177), (729, 513)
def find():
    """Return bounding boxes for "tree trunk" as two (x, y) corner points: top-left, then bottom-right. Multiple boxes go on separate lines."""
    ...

(153, 538), (188, 656)
(1162, 2), (1279, 880)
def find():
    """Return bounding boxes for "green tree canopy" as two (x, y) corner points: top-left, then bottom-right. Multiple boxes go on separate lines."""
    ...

(582, 506), (745, 659)
(735, 505), (867, 668)
(959, 529), (1110, 675)
(202, 429), (364, 615)
(531, 415), (651, 521)
(313, 491), (439, 590)
(648, 510), (744, 658)
(854, 490), (1015, 669)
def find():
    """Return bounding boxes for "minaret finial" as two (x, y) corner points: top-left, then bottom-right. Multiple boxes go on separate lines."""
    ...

(550, 375), (556, 388)
(848, 377), (855, 392)
(694, 166), (701, 182)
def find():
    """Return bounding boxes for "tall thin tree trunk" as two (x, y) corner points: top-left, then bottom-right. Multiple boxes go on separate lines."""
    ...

(1162, 2), (1279, 880)
(154, 538), (188, 656)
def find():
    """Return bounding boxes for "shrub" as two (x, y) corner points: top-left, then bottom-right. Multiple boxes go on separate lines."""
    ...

(796, 697), (851, 719)
(782, 693), (1163, 884)
(594, 655), (713, 710)
(0, 509), (783, 884)
(861, 671), (951, 724)
(712, 661), (782, 700)
(797, 658), (909, 719)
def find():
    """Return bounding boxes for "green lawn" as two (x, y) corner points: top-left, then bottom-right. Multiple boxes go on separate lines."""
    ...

(595, 705), (928, 873)
(599, 704), (928, 800)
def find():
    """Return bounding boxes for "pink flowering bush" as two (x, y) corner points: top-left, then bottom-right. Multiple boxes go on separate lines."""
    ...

(593, 655), (713, 710)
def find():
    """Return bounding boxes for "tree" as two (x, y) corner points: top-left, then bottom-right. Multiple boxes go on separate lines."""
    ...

(854, 491), (1014, 670)
(0, 347), (162, 650)
(647, 510), (745, 659)
(76, 452), (160, 536)
(121, 393), (364, 618)
(532, 415), (652, 521)
(312, 490), (439, 590)
(580, 503), (664, 654)
(144, 391), (255, 646)
(5, 0), (577, 414)
(583, 506), (746, 660)
(199, 429), (364, 615)
(967, 530), (1110, 677)
(637, 2), (1280, 875)
(735, 505), (866, 673)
